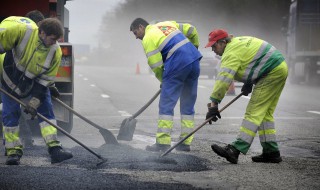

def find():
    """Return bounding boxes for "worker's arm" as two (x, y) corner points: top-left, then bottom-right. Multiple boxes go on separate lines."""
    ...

(32, 44), (62, 100)
(210, 54), (240, 104)
(173, 22), (199, 48)
(142, 26), (164, 82)
(0, 25), (24, 53)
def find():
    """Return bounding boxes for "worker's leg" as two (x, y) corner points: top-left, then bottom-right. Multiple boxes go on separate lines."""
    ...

(156, 68), (186, 146)
(37, 89), (73, 163)
(1, 92), (23, 165)
(179, 60), (200, 146)
(232, 61), (288, 154)
(258, 61), (288, 153)
(36, 89), (61, 148)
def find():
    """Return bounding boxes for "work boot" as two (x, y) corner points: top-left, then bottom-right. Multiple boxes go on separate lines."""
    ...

(5, 150), (23, 165)
(252, 151), (282, 163)
(49, 146), (73, 164)
(211, 144), (240, 164)
(145, 143), (170, 152)
(175, 144), (191, 152)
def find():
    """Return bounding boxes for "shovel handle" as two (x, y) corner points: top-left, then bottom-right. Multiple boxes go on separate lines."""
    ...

(131, 89), (161, 119)
(52, 97), (104, 130)
(0, 87), (105, 160)
(160, 92), (244, 157)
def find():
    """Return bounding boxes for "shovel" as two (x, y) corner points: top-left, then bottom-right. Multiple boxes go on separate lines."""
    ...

(117, 89), (161, 141)
(52, 97), (118, 145)
(0, 87), (108, 165)
(160, 92), (244, 157)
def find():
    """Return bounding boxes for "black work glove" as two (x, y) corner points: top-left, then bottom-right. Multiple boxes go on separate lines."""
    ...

(241, 83), (253, 96)
(49, 86), (60, 98)
(206, 103), (221, 124)
(24, 97), (40, 120)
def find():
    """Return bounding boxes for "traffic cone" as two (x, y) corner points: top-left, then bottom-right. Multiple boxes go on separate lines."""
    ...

(135, 63), (140, 75)
(226, 81), (236, 96)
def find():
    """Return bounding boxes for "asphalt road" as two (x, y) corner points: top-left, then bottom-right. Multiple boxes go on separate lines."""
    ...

(0, 64), (319, 190)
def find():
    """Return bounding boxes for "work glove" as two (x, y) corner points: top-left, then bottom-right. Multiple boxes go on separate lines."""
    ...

(49, 86), (60, 98)
(24, 97), (40, 120)
(241, 83), (253, 96)
(206, 103), (221, 124)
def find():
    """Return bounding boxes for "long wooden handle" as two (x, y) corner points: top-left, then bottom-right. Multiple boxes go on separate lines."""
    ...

(160, 92), (244, 157)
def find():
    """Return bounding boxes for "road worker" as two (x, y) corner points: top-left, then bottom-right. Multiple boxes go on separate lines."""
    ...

(205, 29), (288, 164)
(0, 17), (73, 165)
(130, 18), (202, 152)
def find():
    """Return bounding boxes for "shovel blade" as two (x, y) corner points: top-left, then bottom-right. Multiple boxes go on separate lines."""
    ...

(98, 128), (119, 145)
(117, 118), (137, 141)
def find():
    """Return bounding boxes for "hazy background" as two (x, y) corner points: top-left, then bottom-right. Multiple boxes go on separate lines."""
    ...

(65, 0), (291, 66)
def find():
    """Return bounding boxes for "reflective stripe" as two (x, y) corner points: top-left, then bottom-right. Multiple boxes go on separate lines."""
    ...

(0, 28), (4, 31)
(43, 134), (58, 143)
(181, 127), (194, 134)
(158, 30), (180, 51)
(216, 75), (233, 84)
(3, 126), (19, 133)
(39, 119), (57, 128)
(238, 119), (259, 144)
(41, 43), (59, 74)
(150, 60), (163, 69)
(181, 115), (194, 120)
(5, 141), (22, 149)
(157, 127), (172, 133)
(166, 38), (189, 60)
(146, 49), (160, 58)
(220, 67), (237, 75)
(186, 26), (194, 37)
(3, 126), (22, 149)
(179, 24), (183, 32)
(35, 77), (52, 87)
(39, 120), (58, 143)
(251, 46), (276, 80)
(258, 121), (277, 142)
(259, 133), (277, 142)
(159, 115), (173, 120)
(14, 25), (33, 61)
(2, 69), (23, 96)
(24, 70), (37, 79)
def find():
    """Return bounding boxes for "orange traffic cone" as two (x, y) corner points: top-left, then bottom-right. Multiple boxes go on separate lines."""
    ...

(135, 63), (140, 75)
(226, 81), (236, 96)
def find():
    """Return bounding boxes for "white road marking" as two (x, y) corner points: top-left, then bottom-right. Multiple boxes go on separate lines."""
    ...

(133, 134), (155, 144)
(198, 85), (207, 89)
(118, 111), (132, 117)
(78, 74), (83, 77)
(101, 94), (110, 98)
(90, 84), (95, 87)
(307, 111), (320, 115)
(83, 78), (88, 81)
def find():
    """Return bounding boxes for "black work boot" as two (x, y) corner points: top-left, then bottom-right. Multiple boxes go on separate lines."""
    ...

(175, 144), (191, 152)
(211, 144), (240, 164)
(6, 150), (23, 165)
(252, 151), (282, 163)
(146, 143), (170, 152)
(49, 146), (73, 164)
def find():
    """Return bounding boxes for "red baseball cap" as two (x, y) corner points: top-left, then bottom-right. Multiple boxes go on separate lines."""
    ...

(205, 29), (228, 48)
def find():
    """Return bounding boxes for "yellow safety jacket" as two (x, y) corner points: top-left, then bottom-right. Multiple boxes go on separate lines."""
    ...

(142, 21), (201, 82)
(211, 36), (285, 103)
(0, 16), (62, 99)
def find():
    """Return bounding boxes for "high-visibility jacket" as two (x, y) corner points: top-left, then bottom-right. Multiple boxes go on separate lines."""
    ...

(0, 16), (62, 100)
(210, 36), (285, 103)
(142, 21), (201, 82)
(170, 21), (199, 48)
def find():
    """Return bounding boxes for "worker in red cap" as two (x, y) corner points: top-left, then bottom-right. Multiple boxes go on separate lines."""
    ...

(205, 29), (288, 164)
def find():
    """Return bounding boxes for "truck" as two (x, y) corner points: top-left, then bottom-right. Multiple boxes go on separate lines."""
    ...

(0, 0), (75, 134)
(284, 0), (320, 85)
